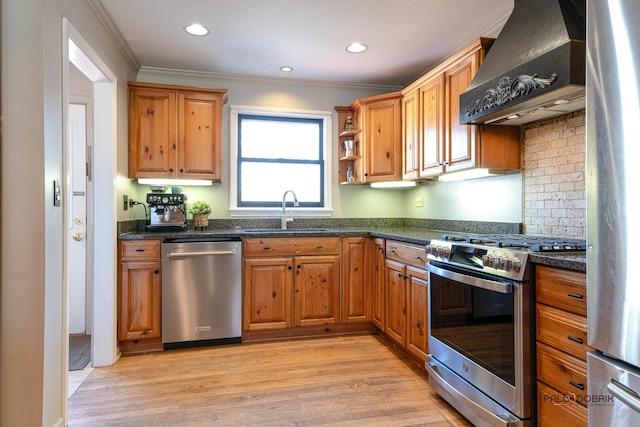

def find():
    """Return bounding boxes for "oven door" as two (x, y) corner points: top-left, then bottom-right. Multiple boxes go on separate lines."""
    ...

(426, 261), (532, 426)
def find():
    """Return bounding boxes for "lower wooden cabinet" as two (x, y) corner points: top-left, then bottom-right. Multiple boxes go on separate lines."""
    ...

(242, 237), (342, 336)
(406, 265), (429, 362)
(243, 257), (293, 330)
(371, 238), (386, 330)
(381, 240), (429, 363)
(535, 265), (590, 427)
(118, 240), (162, 351)
(342, 237), (372, 323)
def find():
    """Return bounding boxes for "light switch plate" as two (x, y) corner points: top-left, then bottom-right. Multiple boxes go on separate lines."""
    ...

(123, 195), (129, 211)
(415, 197), (423, 207)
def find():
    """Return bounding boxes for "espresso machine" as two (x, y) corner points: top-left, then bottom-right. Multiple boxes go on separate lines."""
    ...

(146, 193), (186, 232)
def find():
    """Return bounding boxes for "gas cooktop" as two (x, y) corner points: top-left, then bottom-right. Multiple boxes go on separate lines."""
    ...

(439, 234), (586, 253)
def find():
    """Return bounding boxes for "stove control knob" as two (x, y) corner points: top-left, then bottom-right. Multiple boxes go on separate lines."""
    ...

(510, 258), (522, 272)
(442, 246), (451, 258)
(425, 245), (434, 256)
(504, 258), (514, 271)
(482, 254), (491, 266)
(491, 257), (501, 269)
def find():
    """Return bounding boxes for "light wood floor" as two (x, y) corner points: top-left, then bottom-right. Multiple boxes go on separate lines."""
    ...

(68, 334), (472, 426)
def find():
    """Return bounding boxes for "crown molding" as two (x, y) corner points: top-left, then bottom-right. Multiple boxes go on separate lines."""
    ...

(137, 66), (403, 92)
(87, 0), (140, 72)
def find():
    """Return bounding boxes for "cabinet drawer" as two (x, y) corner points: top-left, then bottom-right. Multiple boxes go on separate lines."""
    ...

(386, 240), (426, 269)
(244, 237), (340, 257)
(537, 342), (588, 404)
(537, 381), (587, 427)
(537, 304), (593, 361)
(536, 266), (587, 316)
(119, 240), (161, 260)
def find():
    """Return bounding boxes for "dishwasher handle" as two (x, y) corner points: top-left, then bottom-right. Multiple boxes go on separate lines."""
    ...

(167, 249), (237, 258)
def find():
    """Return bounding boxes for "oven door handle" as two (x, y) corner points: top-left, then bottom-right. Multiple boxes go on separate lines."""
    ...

(427, 263), (513, 294)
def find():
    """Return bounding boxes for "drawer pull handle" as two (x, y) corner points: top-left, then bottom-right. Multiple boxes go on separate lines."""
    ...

(263, 247), (271, 250)
(135, 249), (145, 252)
(316, 245), (324, 249)
(413, 256), (422, 259)
(389, 249), (396, 253)
(567, 335), (583, 344)
(569, 380), (585, 390)
(567, 292), (584, 299)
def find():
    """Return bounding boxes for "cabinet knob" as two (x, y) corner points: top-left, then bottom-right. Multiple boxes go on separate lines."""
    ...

(385, 152), (390, 158)
(272, 292), (277, 298)
(179, 168), (184, 173)
(297, 264), (301, 269)
(154, 269), (159, 275)
(169, 168), (174, 173)
(287, 265), (292, 270)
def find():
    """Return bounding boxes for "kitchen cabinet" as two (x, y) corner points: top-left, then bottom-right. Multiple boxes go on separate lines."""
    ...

(335, 92), (402, 184)
(535, 265), (590, 427)
(382, 240), (429, 363)
(371, 238), (386, 329)
(341, 237), (372, 323)
(242, 237), (341, 333)
(118, 240), (162, 350)
(128, 82), (228, 181)
(401, 38), (521, 179)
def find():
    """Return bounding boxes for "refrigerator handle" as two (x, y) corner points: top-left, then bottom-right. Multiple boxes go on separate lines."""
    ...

(607, 381), (640, 414)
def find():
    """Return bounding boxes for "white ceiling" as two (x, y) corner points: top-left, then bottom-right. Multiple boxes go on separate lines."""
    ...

(95, 0), (514, 88)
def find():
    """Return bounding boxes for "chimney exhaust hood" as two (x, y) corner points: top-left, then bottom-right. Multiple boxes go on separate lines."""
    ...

(460, 0), (585, 125)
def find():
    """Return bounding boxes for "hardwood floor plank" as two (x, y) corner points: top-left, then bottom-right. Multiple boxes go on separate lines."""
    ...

(68, 334), (472, 426)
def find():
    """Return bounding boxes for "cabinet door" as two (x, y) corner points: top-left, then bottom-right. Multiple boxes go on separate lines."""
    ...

(420, 74), (446, 177)
(407, 266), (429, 362)
(385, 259), (407, 347)
(342, 237), (371, 323)
(372, 238), (386, 329)
(177, 91), (223, 180)
(402, 89), (420, 180)
(243, 257), (293, 331)
(294, 255), (340, 327)
(119, 261), (161, 340)
(445, 52), (479, 173)
(128, 88), (176, 178)
(363, 97), (402, 182)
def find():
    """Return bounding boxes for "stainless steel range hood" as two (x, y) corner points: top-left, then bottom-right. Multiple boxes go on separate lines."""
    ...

(460, 0), (585, 125)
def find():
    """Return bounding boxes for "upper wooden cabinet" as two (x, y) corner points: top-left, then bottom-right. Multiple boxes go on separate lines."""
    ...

(128, 82), (228, 181)
(335, 92), (402, 184)
(402, 38), (521, 179)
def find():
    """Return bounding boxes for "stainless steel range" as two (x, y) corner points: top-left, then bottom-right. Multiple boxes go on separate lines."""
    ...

(424, 234), (585, 427)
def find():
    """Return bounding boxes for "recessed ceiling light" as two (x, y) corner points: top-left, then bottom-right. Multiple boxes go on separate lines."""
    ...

(507, 114), (520, 120)
(280, 66), (293, 72)
(346, 42), (368, 53)
(185, 24), (209, 36)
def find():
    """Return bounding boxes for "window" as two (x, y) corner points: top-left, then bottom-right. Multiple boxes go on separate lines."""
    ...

(230, 106), (332, 216)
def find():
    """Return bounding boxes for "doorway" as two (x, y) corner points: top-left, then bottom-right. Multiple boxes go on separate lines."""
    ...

(62, 17), (118, 411)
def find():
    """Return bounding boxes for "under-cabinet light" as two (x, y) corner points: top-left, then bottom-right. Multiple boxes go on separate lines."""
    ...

(137, 178), (213, 186)
(437, 168), (505, 182)
(370, 181), (420, 189)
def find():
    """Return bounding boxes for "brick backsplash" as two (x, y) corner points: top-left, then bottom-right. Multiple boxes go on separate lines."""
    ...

(522, 110), (586, 238)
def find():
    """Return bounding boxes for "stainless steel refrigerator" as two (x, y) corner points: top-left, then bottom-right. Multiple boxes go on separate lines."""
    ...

(587, 0), (640, 424)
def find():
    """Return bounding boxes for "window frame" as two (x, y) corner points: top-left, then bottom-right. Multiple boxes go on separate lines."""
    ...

(229, 105), (333, 217)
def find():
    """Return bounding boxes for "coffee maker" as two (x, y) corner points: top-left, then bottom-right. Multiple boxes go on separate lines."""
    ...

(146, 193), (186, 232)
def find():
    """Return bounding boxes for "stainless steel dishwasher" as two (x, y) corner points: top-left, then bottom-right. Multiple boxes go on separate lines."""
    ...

(161, 238), (242, 349)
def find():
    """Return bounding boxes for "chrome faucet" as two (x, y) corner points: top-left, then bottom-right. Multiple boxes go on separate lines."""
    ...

(281, 190), (299, 230)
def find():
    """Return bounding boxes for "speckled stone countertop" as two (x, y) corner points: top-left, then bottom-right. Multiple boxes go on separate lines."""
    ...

(118, 218), (586, 272)
(529, 252), (586, 273)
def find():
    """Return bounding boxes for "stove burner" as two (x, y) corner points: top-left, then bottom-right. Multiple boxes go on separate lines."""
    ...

(440, 234), (586, 252)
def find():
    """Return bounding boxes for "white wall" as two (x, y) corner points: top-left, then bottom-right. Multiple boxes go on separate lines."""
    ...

(405, 173), (522, 223)
(1, 0), (135, 425)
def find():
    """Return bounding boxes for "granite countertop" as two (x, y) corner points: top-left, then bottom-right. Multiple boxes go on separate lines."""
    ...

(119, 225), (586, 272)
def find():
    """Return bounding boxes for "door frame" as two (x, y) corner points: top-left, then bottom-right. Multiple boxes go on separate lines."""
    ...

(62, 18), (118, 403)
